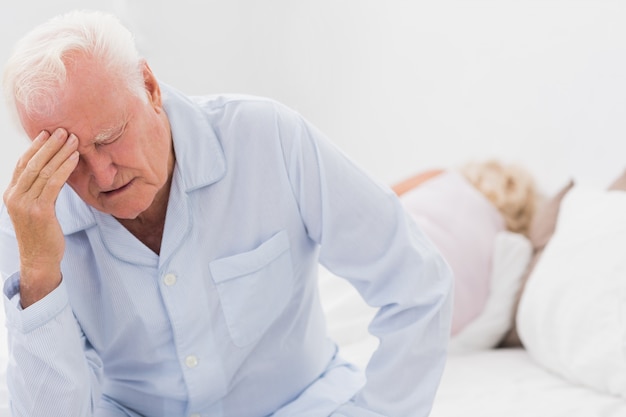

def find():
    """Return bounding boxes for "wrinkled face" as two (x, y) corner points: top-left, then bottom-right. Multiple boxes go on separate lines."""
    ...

(18, 58), (174, 220)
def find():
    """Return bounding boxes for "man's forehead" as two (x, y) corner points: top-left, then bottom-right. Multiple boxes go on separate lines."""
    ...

(19, 103), (127, 142)
(17, 51), (138, 138)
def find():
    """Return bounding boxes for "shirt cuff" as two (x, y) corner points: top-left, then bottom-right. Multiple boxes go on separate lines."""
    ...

(3, 272), (70, 333)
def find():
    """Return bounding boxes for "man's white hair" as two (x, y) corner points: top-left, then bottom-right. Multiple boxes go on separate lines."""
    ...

(2, 10), (145, 123)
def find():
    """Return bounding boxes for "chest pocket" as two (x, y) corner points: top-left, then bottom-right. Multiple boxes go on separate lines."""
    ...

(209, 230), (294, 347)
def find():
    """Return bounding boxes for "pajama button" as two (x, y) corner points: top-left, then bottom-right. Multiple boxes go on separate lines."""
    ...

(164, 273), (177, 286)
(185, 355), (198, 368)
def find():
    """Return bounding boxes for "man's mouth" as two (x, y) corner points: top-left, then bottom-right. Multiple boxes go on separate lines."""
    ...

(102, 180), (133, 196)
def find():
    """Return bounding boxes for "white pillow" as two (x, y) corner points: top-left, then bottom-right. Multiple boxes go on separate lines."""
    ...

(517, 186), (626, 398)
(449, 231), (532, 354)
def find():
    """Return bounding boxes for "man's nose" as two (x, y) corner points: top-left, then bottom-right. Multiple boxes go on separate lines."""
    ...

(82, 152), (117, 189)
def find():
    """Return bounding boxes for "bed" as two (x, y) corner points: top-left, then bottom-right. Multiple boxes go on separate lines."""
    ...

(319, 276), (626, 417)
(319, 168), (626, 416)
(432, 348), (626, 417)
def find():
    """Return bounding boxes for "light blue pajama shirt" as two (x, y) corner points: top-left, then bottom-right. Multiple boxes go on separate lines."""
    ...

(0, 84), (453, 417)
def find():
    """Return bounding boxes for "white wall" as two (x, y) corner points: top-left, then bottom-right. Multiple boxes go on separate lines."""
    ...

(2, 1), (626, 195)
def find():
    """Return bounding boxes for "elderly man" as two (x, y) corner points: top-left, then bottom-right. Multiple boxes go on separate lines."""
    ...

(0, 10), (452, 417)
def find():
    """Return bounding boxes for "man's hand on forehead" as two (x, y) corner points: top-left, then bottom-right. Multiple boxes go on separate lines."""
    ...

(3, 126), (80, 307)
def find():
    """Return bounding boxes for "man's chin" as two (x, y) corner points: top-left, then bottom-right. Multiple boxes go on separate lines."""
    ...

(111, 206), (151, 221)
(100, 202), (150, 221)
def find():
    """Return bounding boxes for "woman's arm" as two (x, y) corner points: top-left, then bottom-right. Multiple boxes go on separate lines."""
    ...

(392, 169), (445, 196)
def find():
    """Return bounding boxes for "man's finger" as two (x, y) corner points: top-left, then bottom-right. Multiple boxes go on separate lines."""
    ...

(38, 151), (80, 204)
(13, 129), (74, 196)
(9, 130), (51, 186)
(27, 133), (79, 199)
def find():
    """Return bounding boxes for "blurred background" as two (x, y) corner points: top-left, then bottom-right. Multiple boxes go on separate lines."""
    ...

(1, 0), (625, 195)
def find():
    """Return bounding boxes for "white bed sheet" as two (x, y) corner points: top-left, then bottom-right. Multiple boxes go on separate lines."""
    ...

(320, 242), (626, 417)
(431, 348), (626, 417)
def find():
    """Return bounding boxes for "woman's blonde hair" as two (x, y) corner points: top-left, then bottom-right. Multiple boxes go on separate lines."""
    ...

(460, 160), (538, 236)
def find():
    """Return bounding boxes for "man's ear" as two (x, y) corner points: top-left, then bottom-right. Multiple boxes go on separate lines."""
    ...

(141, 60), (162, 109)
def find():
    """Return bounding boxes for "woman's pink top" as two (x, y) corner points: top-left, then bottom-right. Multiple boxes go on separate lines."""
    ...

(399, 171), (505, 335)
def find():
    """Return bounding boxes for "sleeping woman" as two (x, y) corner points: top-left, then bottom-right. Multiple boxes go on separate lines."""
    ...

(393, 160), (538, 335)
